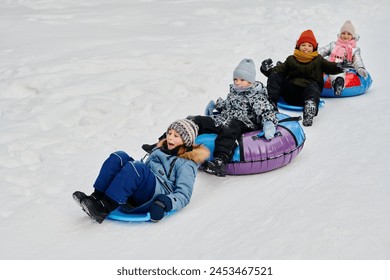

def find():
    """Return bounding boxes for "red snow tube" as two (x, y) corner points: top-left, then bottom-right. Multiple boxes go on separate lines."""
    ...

(321, 69), (372, 97)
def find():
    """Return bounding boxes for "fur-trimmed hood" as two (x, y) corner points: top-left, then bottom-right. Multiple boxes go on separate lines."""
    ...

(156, 139), (210, 164)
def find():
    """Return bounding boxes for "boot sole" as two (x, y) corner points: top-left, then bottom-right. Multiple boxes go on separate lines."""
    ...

(203, 166), (226, 177)
(80, 199), (106, 224)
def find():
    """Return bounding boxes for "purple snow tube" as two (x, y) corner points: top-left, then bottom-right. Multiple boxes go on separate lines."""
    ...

(226, 126), (303, 175)
(195, 113), (305, 175)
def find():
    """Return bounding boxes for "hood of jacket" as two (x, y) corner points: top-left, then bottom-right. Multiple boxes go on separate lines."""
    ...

(156, 139), (210, 164)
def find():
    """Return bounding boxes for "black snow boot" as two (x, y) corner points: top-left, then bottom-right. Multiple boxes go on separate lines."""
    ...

(72, 189), (104, 207)
(203, 154), (229, 177)
(81, 195), (119, 224)
(333, 77), (344, 96)
(302, 100), (317, 127)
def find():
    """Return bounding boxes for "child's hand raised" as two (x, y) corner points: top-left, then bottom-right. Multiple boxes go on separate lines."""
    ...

(261, 58), (274, 72)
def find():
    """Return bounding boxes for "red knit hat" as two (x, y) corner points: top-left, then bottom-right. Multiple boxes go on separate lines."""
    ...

(296, 29), (318, 49)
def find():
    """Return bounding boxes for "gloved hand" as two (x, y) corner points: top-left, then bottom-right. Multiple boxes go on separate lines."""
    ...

(336, 59), (349, 70)
(149, 194), (173, 222)
(204, 100), (215, 116)
(141, 143), (157, 153)
(261, 58), (274, 72)
(263, 121), (276, 140)
(357, 68), (368, 78)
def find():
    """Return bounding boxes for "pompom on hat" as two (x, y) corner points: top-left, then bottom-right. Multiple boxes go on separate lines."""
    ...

(340, 20), (356, 37)
(167, 119), (199, 147)
(233, 58), (256, 84)
(296, 29), (318, 50)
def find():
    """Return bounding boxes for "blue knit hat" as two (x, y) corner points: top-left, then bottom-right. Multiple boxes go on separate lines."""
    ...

(233, 58), (256, 84)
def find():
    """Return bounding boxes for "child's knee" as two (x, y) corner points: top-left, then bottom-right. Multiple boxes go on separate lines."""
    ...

(111, 151), (133, 166)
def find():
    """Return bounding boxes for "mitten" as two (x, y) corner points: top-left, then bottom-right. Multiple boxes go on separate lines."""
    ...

(149, 194), (173, 222)
(263, 121), (276, 140)
(261, 58), (274, 72)
(141, 143), (157, 153)
(204, 100), (215, 116)
(336, 59), (348, 70)
(357, 68), (368, 78)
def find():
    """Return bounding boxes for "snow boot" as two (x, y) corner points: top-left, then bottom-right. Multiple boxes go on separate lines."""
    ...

(333, 77), (344, 96)
(72, 190), (104, 207)
(81, 195), (119, 224)
(203, 154), (229, 177)
(302, 100), (317, 127)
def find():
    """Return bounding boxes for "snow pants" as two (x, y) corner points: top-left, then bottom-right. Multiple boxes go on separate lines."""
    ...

(189, 115), (252, 160)
(93, 151), (156, 205)
(267, 72), (321, 108)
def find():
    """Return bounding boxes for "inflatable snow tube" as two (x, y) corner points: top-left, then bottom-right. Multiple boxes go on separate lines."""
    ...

(277, 97), (325, 111)
(321, 69), (372, 97)
(195, 113), (305, 175)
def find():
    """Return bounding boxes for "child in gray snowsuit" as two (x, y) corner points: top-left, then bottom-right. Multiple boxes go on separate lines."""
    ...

(189, 58), (278, 177)
(143, 59), (278, 177)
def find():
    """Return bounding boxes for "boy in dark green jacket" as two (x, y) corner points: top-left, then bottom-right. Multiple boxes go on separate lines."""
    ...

(261, 29), (343, 126)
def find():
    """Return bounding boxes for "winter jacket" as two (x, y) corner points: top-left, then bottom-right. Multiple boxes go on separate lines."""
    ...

(318, 41), (365, 71)
(132, 141), (209, 213)
(262, 55), (343, 90)
(212, 81), (278, 130)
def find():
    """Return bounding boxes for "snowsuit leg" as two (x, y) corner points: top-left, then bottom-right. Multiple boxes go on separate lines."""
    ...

(302, 82), (321, 115)
(93, 151), (133, 190)
(190, 116), (250, 161)
(214, 119), (251, 160)
(93, 151), (156, 204)
(189, 115), (221, 134)
(267, 72), (285, 105)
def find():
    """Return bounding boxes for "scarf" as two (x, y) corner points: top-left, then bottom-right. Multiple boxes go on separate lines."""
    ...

(329, 38), (356, 62)
(293, 49), (318, 63)
(232, 83), (255, 93)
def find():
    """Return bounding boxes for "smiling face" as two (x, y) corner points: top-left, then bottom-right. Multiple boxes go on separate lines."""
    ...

(299, 42), (314, 53)
(340, 31), (353, 42)
(166, 129), (184, 150)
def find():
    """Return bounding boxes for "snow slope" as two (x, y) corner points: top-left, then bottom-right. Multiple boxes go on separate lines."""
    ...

(0, 0), (389, 260)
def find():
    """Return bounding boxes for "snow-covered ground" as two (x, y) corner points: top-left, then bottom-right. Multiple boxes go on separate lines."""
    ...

(1, 0), (389, 265)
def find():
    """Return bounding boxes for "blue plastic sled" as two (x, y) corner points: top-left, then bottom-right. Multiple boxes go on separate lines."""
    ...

(107, 208), (176, 222)
(277, 98), (325, 111)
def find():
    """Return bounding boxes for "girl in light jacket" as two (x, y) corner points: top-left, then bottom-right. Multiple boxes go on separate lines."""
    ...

(318, 20), (367, 95)
(73, 119), (209, 223)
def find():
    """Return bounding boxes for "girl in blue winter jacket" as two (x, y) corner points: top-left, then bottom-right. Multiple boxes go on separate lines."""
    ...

(73, 119), (210, 223)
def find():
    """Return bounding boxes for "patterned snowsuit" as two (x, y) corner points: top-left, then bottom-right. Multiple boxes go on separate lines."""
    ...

(189, 81), (278, 160)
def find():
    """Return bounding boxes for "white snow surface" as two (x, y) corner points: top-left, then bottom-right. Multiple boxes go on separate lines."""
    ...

(0, 0), (389, 260)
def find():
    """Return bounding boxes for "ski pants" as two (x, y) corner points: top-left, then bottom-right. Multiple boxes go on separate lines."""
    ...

(267, 72), (321, 108)
(189, 115), (252, 160)
(93, 151), (156, 204)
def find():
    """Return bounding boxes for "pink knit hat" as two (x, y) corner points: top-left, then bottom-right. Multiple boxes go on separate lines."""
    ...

(340, 20), (356, 37)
